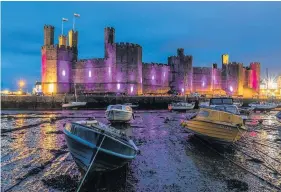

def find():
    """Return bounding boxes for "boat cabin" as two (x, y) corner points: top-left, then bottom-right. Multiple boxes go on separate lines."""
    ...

(209, 98), (233, 106)
(212, 105), (240, 115)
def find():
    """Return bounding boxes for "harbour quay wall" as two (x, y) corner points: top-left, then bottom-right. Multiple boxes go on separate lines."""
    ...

(1, 95), (280, 110)
(1, 95), (180, 110)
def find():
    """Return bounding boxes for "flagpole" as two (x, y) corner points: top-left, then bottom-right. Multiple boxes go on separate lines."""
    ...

(62, 19), (64, 35)
(73, 15), (75, 31)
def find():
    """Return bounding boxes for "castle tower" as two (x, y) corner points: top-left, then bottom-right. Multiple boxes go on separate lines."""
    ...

(41, 25), (74, 94)
(68, 29), (78, 61)
(59, 35), (67, 47)
(221, 53), (229, 91)
(44, 25), (54, 45)
(222, 54), (229, 65)
(168, 48), (193, 94)
(250, 62), (261, 93)
(104, 27), (115, 59)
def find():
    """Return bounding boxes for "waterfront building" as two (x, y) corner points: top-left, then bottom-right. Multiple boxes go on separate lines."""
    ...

(41, 25), (260, 97)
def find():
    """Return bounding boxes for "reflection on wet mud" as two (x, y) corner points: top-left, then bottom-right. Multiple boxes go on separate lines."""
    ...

(1, 110), (281, 192)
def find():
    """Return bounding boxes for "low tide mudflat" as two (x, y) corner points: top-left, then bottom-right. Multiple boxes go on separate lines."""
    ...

(1, 110), (281, 192)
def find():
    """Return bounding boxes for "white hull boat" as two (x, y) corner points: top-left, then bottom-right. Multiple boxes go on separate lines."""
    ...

(168, 102), (195, 111)
(249, 103), (277, 111)
(62, 84), (87, 109)
(62, 102), (87, 109)
(106, 105), (133, 123)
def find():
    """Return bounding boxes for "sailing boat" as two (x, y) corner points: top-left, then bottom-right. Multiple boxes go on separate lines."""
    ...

(168, 66), (195, 111)
(62, 84), (87, 109)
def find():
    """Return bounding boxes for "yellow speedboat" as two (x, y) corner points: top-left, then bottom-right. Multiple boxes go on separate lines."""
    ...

(181, 108), (247, 144)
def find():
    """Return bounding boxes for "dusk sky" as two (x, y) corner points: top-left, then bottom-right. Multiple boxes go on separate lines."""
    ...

(1, 1), (281, 91)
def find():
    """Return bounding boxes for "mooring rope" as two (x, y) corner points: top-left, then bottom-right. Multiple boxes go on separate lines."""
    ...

(193, 136), (281, 191)
(76, 134), (106, 192)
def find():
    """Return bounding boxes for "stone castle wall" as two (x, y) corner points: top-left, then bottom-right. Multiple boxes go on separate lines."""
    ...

(41, 25), (260, 96)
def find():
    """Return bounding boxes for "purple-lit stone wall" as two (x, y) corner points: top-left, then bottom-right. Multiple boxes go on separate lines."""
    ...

(115, 43), (142, 95)
(212, 68), (222, 90)
(226, 62), (244, 95)
(142, 63), (170, 94)
(193, 67), (213, 93)
(56, 46), (74, 93)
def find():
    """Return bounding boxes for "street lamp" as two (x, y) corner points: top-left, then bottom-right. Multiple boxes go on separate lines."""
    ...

(18, 80), (25, 91)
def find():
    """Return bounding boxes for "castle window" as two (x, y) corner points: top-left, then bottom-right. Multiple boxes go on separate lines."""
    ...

(89, 70), (92, 77)
(62, 70), (66, 76)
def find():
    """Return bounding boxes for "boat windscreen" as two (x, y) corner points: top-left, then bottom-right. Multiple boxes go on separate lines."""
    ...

(110, 105), (123, 110)
(224, 106), (239, 114)
(210, 98), (233, 105)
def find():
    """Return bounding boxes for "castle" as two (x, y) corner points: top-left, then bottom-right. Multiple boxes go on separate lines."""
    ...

(41, 25), (260, 97)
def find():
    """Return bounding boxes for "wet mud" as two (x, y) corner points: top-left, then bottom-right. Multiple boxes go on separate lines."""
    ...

(1, 110), (281, 192)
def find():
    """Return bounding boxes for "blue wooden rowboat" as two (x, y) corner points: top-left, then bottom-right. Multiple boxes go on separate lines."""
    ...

(63, 120), (138, 174)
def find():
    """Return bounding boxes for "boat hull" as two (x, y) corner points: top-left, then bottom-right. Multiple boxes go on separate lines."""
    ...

(62, 102), (87, 109)
(105, 110), (132, 122)
(64, 125), (137, 173)
(182, 120), (246, 144)
(249, 104), (277, 111)
(168, 103), (195, 111)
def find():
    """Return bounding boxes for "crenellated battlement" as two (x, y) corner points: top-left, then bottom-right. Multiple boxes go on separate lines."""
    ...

(105, 27), (115, 31)
(44, 25), (54, 29)
(143, 62), (169, 67)
(116, 42), (141, 48)
(42, 44), (76, 52)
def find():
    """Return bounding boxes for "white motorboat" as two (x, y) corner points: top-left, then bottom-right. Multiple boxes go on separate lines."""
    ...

(62, 84), (87, 109)
(168, 102), (195, 111)
(249, 102), (277, 112)
(106, 105), (133, 123)
(62, 101), (87, 109)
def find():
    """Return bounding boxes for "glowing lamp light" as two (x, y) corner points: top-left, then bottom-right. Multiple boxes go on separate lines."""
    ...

(164, 72), (166, 77)
(229, 86), (233, 92)
(49, 83), (54, 93)
(108, 67), (111, 74)
(117, 83), (120, 90)
(18, 80), (25, 88)
(62, 70), (66, 76)
(152, 75), (155, 80)
(181, 88), (184, 93)
(130, 86), (134, 93)
(202, 81), (205, 87)
(89, 70), (92, 77)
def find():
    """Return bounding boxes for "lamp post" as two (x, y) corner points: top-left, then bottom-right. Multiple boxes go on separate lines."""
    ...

(18, 80), (25, 91)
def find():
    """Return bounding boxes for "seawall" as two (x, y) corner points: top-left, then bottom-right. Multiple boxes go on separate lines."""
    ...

(1, 95), (279, 110)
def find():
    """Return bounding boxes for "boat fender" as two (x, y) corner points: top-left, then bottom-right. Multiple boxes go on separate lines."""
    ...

(129, 139), (140, 152)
